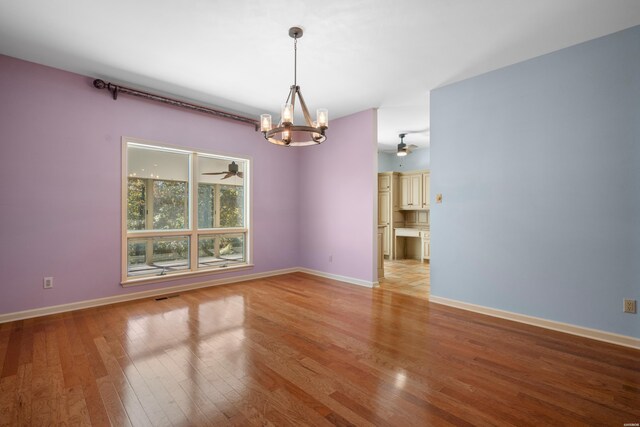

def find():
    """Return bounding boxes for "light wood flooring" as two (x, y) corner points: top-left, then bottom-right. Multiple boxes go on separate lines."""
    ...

(1, 272), (638, 426)
(379, 259), (430, 298)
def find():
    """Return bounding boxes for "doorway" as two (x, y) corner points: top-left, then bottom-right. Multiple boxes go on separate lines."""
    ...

(376, 167), (431, 299)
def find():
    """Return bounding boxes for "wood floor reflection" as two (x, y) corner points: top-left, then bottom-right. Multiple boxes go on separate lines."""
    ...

(0, 272), (638, 426)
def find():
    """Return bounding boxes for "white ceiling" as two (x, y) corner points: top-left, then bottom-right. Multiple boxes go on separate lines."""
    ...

(1, 1), (639, 151)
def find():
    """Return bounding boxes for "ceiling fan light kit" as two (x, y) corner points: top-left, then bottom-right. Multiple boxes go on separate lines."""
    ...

(397, 133), (408, 157)
(260, 27), (328, 147)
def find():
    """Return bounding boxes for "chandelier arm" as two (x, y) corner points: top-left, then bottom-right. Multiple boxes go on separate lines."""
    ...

(296, 88), (315, 127)
(284, 87), (292, 105)
(290, 86), (297, 122)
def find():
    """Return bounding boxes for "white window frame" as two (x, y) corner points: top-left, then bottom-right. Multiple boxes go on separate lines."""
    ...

(121, 137), (252, 286)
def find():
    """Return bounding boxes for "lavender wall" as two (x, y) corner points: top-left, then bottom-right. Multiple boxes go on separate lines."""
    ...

(298, 109), (378, 283)
(0, 54), (302, 314)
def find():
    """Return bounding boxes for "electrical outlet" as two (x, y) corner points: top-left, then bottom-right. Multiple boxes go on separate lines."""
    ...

(623, 299), (636, 314)
(329, 255), (333, 263)
(43, 277), (54, 289)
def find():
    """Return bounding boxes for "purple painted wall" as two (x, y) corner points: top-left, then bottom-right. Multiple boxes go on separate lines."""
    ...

(298, 109), (378, 283)
(0, 54), (302, 314)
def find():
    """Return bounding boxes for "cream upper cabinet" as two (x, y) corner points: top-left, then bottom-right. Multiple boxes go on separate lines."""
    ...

(399, 171), (430, 210)
(410, 174), (422, 208)
(400, 173), (423, 209)
(378, 174), (391, 192)
(400, 176), (410, 209)
(392, 176), (400, 210)
(422, 173), (430, 209)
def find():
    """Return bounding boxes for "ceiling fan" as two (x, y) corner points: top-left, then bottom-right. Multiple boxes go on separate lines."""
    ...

(397, 133), (419, 157)
(201, 161), (243, 179)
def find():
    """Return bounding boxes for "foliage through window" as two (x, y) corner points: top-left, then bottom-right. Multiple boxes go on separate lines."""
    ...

(123, 141), (250, 282)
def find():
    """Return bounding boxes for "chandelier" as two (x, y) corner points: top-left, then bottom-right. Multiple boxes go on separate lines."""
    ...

(260, 27), (328, 146)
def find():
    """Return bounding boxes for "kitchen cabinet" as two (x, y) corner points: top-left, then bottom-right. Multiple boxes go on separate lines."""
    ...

(378, 191), (390, 225)
(422, 173), (430, 209)
(392, 177), (400, 210)
(423, 237), (430, 260)
(378, 191), (391, 257)
(400, 173), (423, 209)
(400, 176), (409, 208)
(378, 172), (400, 258)
(378, 174), (391, 192)
(377, 227), (385, 279)
(405, 210), (429, 226)
(395, 228), (429, 262)
(399, 171), (430, 210)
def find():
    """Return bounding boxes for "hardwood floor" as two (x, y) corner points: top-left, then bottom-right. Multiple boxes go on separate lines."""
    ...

(379, 259), (430, 298)
(1, 272), (638, 426)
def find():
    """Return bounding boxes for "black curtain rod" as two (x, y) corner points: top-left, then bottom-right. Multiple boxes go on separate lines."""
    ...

(93, 79), (259, 130)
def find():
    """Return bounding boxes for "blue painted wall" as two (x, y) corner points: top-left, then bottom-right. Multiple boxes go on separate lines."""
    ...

(378, 148), (430, 172)
(430, 26), (640, 338)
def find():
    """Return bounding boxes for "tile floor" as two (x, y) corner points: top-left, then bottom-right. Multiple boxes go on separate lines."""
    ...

(378, 258), (429, 299)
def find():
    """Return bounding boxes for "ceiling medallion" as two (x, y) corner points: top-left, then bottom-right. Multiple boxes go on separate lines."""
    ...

(260, 27), (328, 146)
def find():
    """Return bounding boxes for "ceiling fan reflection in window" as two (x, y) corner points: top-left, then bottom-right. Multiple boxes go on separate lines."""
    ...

(201, 161), (243, 180)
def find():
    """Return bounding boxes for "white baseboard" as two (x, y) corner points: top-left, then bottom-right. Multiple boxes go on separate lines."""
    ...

(0, 268), (298, 324)
(297, 268), (376, 288)
(429, 295), (640, 350)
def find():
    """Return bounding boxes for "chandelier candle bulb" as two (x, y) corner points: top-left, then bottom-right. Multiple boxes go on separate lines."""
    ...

(317, 109), (328, 127)
(282, 104), (293, 124)
(260, 114), (272, 132)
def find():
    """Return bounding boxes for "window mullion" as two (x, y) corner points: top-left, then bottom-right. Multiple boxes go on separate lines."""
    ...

(214, 184), (221, 228)
(196, 228), (248, 235)
(145, 179), (154, 265)
(127, 230), (192, 238)
(190, 153), (198, 272)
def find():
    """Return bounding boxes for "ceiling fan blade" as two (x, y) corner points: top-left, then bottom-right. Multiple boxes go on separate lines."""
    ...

(202, 172), (226, 175)
(221, 173), (233, 180)
(236, 172), (244, 178)
(401, 128), (429, 135)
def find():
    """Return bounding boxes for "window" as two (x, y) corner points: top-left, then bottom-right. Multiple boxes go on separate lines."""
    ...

(123, 139), (250, 284)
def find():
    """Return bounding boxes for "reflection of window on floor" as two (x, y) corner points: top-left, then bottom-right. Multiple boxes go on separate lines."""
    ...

(124, 140), (250, 282)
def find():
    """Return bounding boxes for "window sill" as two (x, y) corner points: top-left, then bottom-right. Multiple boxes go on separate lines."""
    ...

(121, 264), (254, 287)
